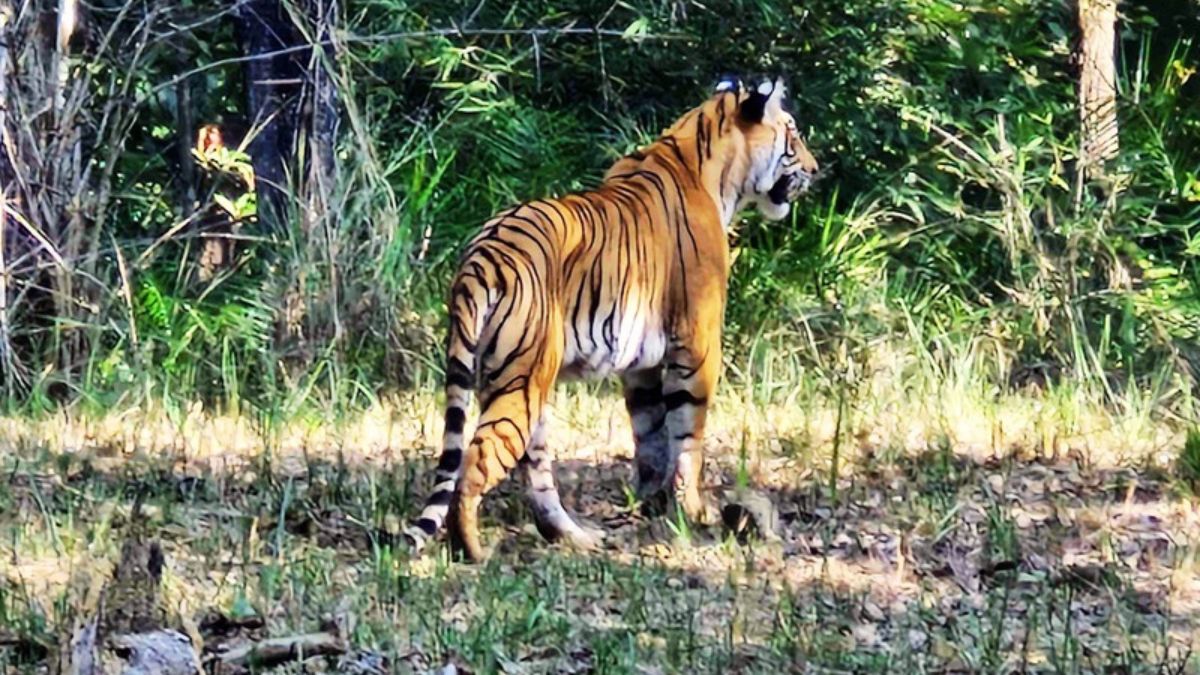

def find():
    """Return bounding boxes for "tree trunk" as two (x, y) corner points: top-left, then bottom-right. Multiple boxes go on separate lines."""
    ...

(305, 0), (341, 343)
(236, 0), (303, 233)
(175, 61), (197, 214)
(1077, 0), (1119, 178)
(305, 0), (339, 230)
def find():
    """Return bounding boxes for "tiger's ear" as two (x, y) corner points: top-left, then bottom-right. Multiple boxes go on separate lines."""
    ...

(739, 78), (786, 124)
(714, 77), (741, 95)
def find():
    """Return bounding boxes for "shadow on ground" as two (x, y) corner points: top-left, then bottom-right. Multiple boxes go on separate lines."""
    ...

(2, 434), (1198, 673)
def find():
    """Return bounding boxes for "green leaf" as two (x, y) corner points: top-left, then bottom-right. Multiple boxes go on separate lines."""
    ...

(622, 17), (650, 40)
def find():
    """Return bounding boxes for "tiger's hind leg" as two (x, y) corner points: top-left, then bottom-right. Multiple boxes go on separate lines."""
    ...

(451, 327), (561, 562)
(520, 414), (605, 550)
(450, 394), (539, 563)
(622, 367), (673, 510)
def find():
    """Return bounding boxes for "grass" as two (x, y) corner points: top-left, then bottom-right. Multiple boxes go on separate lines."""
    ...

(1, 377), (1198, 673)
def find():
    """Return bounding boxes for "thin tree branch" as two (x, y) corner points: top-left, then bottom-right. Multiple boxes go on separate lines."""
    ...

(137, 25), (684, 104)
(152, 0), (256, 42)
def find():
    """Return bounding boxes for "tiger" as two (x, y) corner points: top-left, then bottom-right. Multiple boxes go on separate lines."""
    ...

(406, 77), (819, 562)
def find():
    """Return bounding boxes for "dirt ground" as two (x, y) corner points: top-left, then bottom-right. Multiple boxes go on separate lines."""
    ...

(2, 389), (1197, 673)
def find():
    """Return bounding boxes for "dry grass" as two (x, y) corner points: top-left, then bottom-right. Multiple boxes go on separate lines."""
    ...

(1, 384), (1198, 673)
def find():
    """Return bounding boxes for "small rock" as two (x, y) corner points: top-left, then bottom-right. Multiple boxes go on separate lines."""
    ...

(103, 630), (200, 675)
(852, 623), (878, 647)
(720, 489), (780, 542)
(987, 474), (1005, 494)
(862, 600), (885, 622)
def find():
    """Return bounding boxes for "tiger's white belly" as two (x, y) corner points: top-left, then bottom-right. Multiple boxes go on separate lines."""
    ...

(560, 309), (666, 379)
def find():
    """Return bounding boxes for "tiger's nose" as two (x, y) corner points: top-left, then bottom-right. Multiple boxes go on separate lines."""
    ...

(800, 149), (819, 177)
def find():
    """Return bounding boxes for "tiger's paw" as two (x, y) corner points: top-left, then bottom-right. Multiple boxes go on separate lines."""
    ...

(562, 521), (607, 552)
(674, 487), (718, 527)
(541, 517), (606, 552)
(634, 462), (673, 502)
(400, 528), (425, 554)
(449, 533), (492, 564)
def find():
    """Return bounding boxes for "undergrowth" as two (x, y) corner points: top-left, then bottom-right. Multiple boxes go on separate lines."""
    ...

(0, 1), (1196, 429)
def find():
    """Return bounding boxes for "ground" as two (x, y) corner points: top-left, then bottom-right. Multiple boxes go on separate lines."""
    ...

(1, 385), (1197, 673)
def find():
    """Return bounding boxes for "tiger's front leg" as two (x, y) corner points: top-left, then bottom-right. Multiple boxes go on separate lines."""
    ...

(663, 337), (721, 524)
(622, 368), (672, 504)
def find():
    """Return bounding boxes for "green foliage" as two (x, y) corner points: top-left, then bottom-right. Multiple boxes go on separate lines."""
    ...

(1, 0), (1197, 420)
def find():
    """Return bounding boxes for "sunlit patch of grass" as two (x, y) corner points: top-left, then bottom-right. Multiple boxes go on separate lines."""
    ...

(1, 373), (1197, 673)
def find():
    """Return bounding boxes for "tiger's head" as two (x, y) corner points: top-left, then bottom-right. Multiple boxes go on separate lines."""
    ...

(716, 77), (819, 221)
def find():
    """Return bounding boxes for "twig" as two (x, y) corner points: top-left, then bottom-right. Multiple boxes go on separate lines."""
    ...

(152, 0), (255, 43)
(353, 26), (679, 42)
(215, 632), (344, 668)
(0, 187), (29, 391)
(111, 232), (138, 348)
(462, 0), (488, 29)
(135, 211), (205, 267)
(3, 197), (69, 270)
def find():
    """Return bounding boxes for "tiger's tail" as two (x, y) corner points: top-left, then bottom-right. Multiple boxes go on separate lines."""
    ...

(404, 276), (489, 552)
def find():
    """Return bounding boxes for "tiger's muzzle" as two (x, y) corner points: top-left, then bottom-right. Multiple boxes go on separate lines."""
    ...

(767, 170), (815, 205)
